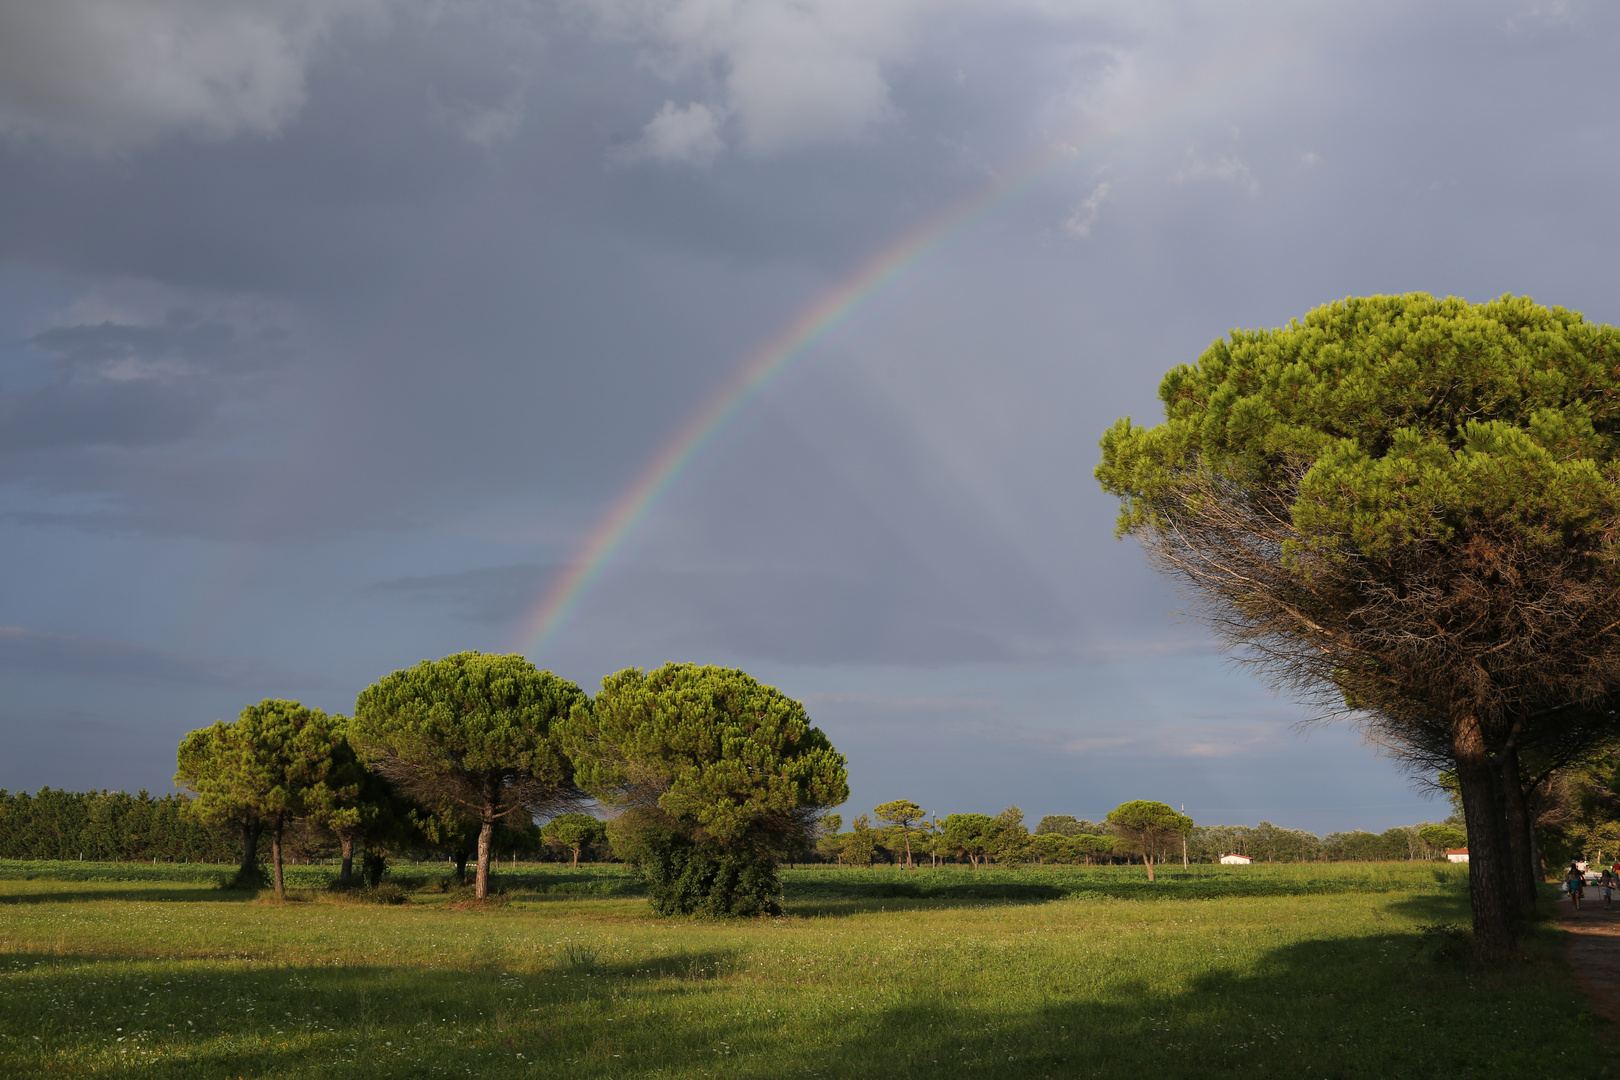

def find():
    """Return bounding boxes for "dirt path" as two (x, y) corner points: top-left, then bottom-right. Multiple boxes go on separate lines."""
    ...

(1554, 894), (1620, 1021)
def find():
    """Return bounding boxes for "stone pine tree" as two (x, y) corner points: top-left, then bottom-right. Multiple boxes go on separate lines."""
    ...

(350, 652), (587, 900)
(940, 813), (996, 869)
(873, 800), (925, 869)
(1097, 293), (1620, 949)
(842, 814), (877, 868)
(541, 813), (608, 868)
(560, 663), (848, 916)
(1105, 801), (1193, 881)
(176, 720), (265, 888)
(300, 719), (405, 888)
(176, 700), (344, 896)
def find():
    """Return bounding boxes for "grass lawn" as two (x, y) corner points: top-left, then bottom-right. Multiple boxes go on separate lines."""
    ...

(0, 860), (1593, 1078)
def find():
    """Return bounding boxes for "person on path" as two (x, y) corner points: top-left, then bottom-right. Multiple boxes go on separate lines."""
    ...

(1602, 870), (1615, 911)
(1568, 868), (1586, 910)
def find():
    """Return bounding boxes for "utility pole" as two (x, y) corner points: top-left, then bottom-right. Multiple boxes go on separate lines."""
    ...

(1181, 804), (1189, 867)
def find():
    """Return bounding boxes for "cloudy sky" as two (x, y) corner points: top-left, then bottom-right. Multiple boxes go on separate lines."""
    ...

(2, 0), (1616, 832)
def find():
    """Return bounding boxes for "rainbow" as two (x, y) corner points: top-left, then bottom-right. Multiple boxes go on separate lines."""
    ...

(513, 53), (1292, 658)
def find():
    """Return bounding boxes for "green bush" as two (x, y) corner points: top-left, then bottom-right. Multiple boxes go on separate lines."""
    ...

(629, 828), (783, 917)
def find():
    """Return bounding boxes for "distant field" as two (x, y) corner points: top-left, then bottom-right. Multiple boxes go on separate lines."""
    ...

(0, 860), (1591, 1078)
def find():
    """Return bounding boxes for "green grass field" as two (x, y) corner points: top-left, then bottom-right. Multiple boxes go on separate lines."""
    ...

(0, 860), (1594, 1078)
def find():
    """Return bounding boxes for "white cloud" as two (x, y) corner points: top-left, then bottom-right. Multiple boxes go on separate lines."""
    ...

(585, 0), (928, 155)
(1062, 180), (1111, 237)
(0, 0), (367, 152)
(631, 99), (725, 166)
(1300, 150), (1322, 167)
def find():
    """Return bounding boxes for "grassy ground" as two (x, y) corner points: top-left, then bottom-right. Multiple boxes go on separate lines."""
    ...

(0, 860), (1594, 1078)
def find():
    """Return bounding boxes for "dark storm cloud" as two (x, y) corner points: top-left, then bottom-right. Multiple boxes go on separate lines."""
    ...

(0, 0), (1614, 824)
(1, 308), (288, 456)
(0, 626), (312, 690)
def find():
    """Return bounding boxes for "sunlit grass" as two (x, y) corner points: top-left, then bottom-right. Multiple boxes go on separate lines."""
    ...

(0, 862), (1593, 1078)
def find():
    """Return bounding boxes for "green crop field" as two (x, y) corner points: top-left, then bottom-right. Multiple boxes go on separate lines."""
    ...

(0, 861), (1593, 1078)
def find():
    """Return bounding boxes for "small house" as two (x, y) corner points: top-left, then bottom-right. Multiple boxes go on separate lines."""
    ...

(1445, 848), (1468, 863)
(1219, 853), (1253, 865)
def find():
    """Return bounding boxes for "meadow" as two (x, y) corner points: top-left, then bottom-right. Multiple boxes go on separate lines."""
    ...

(0, 860), (1593, 1078)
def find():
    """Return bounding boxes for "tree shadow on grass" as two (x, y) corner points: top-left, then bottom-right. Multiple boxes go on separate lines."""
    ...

(0, 886), (256, 905)
(0, 916), (1591, 1080)
(784, 897), (1061, 919)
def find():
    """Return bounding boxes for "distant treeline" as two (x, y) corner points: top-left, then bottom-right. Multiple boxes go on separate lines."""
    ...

(0, 788), (571, 866)
(815, 809), (1466, 867)
(0, 789), (1466, 868)
(0, 788), (242, 863)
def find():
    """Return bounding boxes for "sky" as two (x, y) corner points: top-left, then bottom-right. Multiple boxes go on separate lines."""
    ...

(2, 0), (1616, 834)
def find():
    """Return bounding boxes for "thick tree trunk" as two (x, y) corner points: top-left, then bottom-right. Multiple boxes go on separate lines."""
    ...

(339, 833), (355, 888)
(1453, 714), (1515, 951)
(453, 848), (469, 885)
(571, 845), (580, 869)
(475, 815), (495, 899)
(271, 821), (285, 898)
(1145, 854), (1156, 882)
(1496, 748), (1538, 919)
(239, 818), (262, 880)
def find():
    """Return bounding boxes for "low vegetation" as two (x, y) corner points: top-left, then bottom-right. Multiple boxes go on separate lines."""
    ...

(0, 860), (1592, 1079)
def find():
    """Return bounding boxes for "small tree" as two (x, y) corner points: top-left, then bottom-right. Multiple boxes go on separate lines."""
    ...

(843, 814), (877, 868)
(873, 800), (925, 869)
(1030, 832), (1073, 866)
(941, 813), (996, 869)
(1418, 823), (1468, 856)
(1106, 801), (1193, 881)
(815, 813), (845, 864)
(351, 652), (587, 899)
(542, 813), (608, 868)
(1073, 833), (1116, 865)
(560, 663), (848, 916)
(992, 806), (1031, 866)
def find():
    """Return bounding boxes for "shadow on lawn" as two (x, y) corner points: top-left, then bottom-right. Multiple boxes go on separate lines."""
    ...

(0, 911), (1590, 1080)
(0, 886), (255, 905)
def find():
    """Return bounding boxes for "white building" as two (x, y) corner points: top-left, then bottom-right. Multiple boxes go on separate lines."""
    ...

(1445, 848), (1469, 863)
(1219, 853), (1253, 865)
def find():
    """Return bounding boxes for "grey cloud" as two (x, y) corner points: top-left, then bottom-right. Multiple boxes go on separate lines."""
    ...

(0, 379), (215, 454)
(29, 313), (287, 377)
(0, 309), (287, 459)
(0, 0), (369, 153)
(0, 0), (1616, 818)
(0, 626), (319, 691)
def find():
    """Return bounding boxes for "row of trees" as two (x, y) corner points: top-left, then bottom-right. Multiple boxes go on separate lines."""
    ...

(175, 654), (847, 914)
(0, 790), (1473, 872)
(817, 804), (1468, 872)
(0, 788), (243, 863)
(820, 801), (1192, 880)
(1098, 293), (1620, 949)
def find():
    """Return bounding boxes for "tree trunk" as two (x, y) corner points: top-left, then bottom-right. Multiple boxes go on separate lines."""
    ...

(904, 831), (913, 870)
(1145, 853), (1156, 882)
(453, 848), (469, 885)
(270, 821), (285, 898)
(339, 833), (355, 888)
(1529, 820), (1545, 885)
(571, 845), (580, 869)
(475, 814), (495, 899)
(1495, 748), (1538, 919)
(1453, 714), (1515, 951)
(239, 818), (262, 881)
